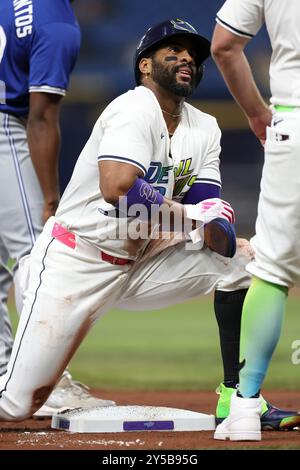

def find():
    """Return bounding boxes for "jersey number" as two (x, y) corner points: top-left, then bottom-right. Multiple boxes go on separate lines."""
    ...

(0, 26), (7, 104)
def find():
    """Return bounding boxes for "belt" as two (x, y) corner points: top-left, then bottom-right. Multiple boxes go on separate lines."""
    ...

(274, 105), (297, 112)
(51, 222), (131, 266)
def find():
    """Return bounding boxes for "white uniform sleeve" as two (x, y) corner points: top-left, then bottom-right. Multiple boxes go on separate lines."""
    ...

(196, 120), (222, 188)
(216, 0), (264, 38)
(97, 104), (153, 177)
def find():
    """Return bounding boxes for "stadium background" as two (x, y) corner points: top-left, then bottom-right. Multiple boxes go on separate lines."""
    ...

(11, 0), (300, 394)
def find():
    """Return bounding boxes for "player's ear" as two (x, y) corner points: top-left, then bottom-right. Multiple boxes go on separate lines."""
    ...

(139, 57), (152, 78)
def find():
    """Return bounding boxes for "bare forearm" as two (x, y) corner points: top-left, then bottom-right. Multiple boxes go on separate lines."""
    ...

(211, 25), (272, 143)
(100, 161), (193, 233)
(27, 118), (60, 208)
(214, 48), (266, 118)
(159, 197), (199, 235)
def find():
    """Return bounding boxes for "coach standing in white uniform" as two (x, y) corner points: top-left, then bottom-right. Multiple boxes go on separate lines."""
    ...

(212, 0), (300, 441)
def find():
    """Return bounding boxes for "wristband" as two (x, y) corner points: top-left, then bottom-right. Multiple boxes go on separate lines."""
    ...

(116, 178), (164, 219)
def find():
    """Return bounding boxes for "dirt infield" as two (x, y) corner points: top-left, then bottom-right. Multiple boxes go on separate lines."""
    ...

(0, 390), (299, 450)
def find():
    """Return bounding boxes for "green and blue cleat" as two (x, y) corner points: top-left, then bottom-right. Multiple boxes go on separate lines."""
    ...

(216, 383), (300, 431)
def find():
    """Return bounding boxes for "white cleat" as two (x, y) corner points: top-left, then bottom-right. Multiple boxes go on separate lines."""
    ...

(214, 392), (262, 441)
(33, 372), (116, 418)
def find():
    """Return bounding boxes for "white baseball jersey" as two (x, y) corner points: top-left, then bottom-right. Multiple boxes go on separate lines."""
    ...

(216, 0), (300, 106)
(56, 86), (222, 259)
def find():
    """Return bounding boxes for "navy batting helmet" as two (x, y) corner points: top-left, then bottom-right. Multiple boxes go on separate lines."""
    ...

(134, 19), (211, 85)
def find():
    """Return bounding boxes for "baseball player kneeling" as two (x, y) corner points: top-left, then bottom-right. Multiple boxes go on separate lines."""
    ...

(0, 20), (298, 429)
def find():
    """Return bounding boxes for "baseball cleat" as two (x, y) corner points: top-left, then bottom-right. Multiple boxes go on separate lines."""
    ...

(215, 383), (300, 431)
(33, 372), (116, 418)
(214, 392), (261, 441)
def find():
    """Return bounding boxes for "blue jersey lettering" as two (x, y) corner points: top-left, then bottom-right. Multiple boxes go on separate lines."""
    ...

(14, 0), (33, 38)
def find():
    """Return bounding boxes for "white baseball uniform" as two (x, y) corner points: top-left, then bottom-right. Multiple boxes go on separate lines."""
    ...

(217, 0), (300, 287)
(0, 86), (251, 420)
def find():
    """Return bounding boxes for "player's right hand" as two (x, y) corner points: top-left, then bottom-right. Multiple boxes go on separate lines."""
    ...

(42, 198), (59, 224)
(248, 107), (272, 145)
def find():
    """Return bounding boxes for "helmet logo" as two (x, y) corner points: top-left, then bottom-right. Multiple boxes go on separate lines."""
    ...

(171, 19), (197, 33)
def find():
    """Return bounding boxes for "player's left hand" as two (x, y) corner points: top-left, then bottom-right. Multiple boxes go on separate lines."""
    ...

(198, 198), (235, 224)
(185, 198), (235, 225)
(185, 198), (236, 257)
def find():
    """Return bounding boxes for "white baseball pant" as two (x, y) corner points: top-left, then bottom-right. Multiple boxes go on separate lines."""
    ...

(248, 109), (300, 287)
(0, 112), (44, 373)
(0, 217), (251, 420)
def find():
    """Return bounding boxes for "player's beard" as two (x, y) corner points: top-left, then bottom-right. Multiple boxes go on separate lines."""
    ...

(151, 58), (197, 97)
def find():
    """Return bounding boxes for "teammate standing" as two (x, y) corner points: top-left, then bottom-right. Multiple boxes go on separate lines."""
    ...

(0, 0), (114, 416)
(0, 18), (298, 424)
(212, 0), (300, 441)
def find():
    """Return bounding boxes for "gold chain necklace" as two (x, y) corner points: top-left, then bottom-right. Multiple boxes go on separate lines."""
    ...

(161, 108), (182, 118)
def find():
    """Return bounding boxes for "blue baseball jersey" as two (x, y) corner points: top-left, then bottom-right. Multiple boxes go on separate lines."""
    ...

(0, 0), (81, 116)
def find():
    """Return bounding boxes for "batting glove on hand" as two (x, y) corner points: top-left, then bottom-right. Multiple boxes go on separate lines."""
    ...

(185, 198), (235, 225)
(184, 198), (236, 257)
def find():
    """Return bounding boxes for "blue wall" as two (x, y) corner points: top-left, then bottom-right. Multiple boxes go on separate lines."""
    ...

(72, 0), (271, 99)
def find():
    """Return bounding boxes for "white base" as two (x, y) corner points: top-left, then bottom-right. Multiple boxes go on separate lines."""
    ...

(51, 405), (215, 433)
